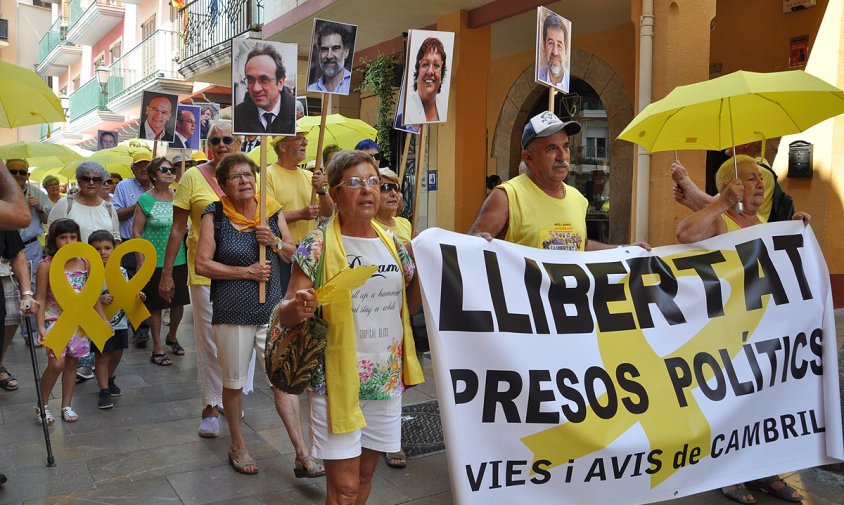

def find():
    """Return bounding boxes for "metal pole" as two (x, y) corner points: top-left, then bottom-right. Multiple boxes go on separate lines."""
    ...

(24, 316), (55, 467)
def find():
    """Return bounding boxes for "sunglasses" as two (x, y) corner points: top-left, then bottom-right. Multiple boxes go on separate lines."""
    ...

(104, 179), (114, 185)
(337, 176), (380, 189)
(8, 169), (27, 176)
(208, 136), (235, 146)
(158, 166), (176, 174)
(380, 182), (399, 193)
(371, 152), (382, 161)
(79, 175), (104, 184)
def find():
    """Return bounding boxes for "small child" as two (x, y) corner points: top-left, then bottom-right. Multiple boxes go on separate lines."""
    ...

(88, 230), (134, 410)
(35, 219), (110, 424)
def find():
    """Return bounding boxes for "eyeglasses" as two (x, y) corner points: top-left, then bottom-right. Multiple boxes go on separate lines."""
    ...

(8, 169), (28, 176)
(337, 176), (379, 189)
(158, 166), (176, 174)
(208, 136), (235, 146)
(79, 175), (104, 184)
(283, 136), (307, 143)
(241, 76), (277, 88)
(227, 171), (255, 182)
(380, 182), (399, 193)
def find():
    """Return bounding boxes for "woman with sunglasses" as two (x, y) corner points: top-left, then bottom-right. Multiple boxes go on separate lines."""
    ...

(275, 150), (424, 505)
(47, 161), (119, 242)
(374, 168), (411, 245)
(133, 157), (189, 366)
(98, 177), (114, 203)
(158, 120), (244, 439)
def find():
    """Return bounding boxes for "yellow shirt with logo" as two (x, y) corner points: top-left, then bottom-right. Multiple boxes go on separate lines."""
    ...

(500, 174), (588, 251)
(173, 166), (219, 286)
(266, 163), (315, 244)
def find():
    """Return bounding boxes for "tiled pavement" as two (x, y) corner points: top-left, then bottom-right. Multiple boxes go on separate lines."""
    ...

(0, 307), (841, 505)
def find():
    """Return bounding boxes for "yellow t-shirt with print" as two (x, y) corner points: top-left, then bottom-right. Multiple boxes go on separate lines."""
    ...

(266, 163), (316, 244)
(500, 174), (588, 251)
(377, 216), (412, 244)
(173, 166), (219, 286)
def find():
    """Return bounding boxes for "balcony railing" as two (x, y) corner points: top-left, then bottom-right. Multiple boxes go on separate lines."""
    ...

(107, 29), (181, 102)
(0, 18), (9, 43)
(68, 0), (123, 32)
(37, 18), (65, 63)
(179, 0), (263, 62)
(68, 77), (107, 121)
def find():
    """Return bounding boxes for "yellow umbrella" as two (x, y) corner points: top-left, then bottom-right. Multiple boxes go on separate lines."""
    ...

(60, 158), (134, 180)
(0, 142), (84, 164)
(248, 114), (377, 166)
(618, 70), (844, 153)
(0, 61), (66, 129)
(30, 166), (69, 185)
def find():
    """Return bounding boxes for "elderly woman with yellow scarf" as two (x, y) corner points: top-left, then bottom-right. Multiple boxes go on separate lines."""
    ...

(195, 152), (295, 475)
(276, 150), (424, 505)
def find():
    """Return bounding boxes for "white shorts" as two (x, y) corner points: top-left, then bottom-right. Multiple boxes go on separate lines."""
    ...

(212, 323), (267, 390)
(309, 391), (402, 460)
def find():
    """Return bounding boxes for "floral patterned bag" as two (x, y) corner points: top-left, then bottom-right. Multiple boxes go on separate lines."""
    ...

(265, 245), (326, 394)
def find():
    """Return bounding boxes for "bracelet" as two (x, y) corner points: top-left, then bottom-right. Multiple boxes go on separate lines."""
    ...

(21, 290), (33, 296)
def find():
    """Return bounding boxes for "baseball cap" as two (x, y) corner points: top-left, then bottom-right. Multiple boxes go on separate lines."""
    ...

(521, 111), (581, 149)
(190, 150), (208, 162)
(172, 153), (192, 165)
(132, 151), (152, 164)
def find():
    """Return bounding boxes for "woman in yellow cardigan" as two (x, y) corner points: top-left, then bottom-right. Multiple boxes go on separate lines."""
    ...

(276, 150), (424, 505)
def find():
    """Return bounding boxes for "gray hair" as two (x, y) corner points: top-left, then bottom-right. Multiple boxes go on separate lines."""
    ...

(207, 119), (234, 139)
(76, 161), (109, 180)
(295, 100), (305, 116)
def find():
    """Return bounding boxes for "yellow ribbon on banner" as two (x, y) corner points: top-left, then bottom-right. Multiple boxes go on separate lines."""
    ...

(103, 239), (157, 327)
(520, 250), (767, 488)
(314, 266), (378, 306)
(45, 242), (111, 354)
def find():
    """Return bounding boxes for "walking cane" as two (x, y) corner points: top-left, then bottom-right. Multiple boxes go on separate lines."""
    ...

(22, 308), (55, 467)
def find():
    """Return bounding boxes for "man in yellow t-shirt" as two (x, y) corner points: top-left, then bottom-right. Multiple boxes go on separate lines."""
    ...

(470, 111), (649, 251)
(265, 130), (334, 244)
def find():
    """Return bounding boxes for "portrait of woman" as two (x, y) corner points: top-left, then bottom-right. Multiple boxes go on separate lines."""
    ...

(402, 29), (454, 125)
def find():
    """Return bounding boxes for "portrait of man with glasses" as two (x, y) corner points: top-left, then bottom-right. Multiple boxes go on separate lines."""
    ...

(232, 39), (297, 136)
(139, 91), (178, 142)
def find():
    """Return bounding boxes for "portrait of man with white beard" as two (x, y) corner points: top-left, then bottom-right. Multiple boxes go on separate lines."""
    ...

(306, 19), (357, 95)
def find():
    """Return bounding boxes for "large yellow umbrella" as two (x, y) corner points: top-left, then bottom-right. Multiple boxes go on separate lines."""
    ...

(248, 114), (377, 166)
(59, 155), (134, 180)
(0, 61), (66, 129)
(0, 142), (84, 164)
(30, 166), (69, 185)
(618, 70), (844, 153)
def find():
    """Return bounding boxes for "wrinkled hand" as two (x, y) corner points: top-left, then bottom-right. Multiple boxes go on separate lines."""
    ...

(19, 295), (38, 314)
(28, 195), (39, 208)
(37, 329), (46, 345)
(670, 161), (689, 185)
(254, 225), (276, 247)
(630, 241), (652, 251)
(792, 211), (811, 224)
(158, 273), (174, 303)
(474, 232), (494, 242)
(312, 170), (325, 190)
(242, 260), (271, 282)
(100, 293), (114, 305)
(293, 288), (318, 323)
(720, 179), (744, 208)
(302, 205), (320, 221)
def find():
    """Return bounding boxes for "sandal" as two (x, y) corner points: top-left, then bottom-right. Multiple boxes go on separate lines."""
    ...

(747, 476), (803, 502)
(166, 339), (185, 356)
(722, 484), (757, 504)
(150, 353), (172, 366)
(35, 405), (54, 425)
(294, 455), (325, 478)
(385, 449), (407, 469)
(228, 448), (259, 475)
(0, 367), (18, 391)
(61, 406), (79, 423)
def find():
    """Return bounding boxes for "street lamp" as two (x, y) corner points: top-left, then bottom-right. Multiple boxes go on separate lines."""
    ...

(95, 65), (109, 110)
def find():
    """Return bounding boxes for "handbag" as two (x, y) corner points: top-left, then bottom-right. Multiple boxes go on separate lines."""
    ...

(265, 244), (327, 394)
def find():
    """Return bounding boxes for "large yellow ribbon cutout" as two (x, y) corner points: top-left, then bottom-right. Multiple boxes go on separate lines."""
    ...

(520, 249), (767, 488)
(46, 240), (156, 354)
(103, 239), (157, 327)
(314, 266), (378, 306)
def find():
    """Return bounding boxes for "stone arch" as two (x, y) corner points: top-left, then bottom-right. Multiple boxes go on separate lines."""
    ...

(491, 48), (635, 244)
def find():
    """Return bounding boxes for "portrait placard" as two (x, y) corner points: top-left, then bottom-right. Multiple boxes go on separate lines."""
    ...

(401, 29), (455, 125)
(535, 6), (572, 93)
(138, 90), (178, 143)
(306, 19), (358, 96)
(170, 104), (201, 150)
(97, 130), (119, 150)
(232, 38), (298, 136)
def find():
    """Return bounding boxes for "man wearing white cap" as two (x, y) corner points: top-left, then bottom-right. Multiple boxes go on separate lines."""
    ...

(470, 111), (649, 251)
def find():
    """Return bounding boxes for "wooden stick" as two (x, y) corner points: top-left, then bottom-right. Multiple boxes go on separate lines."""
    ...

(548, 87), (556, 112)
(411, 124), (428, 233)
(397, 133), (412, 191)
(177, 149), (186, 182)
(258, 139), (268, 303)
(152, 140), (158, 158)
(312, 96), (330, 205)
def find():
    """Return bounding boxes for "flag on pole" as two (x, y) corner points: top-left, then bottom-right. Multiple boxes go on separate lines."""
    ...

(172, 0), (188, 45)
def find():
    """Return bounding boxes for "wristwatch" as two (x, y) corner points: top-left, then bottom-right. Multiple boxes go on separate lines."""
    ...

(275, 239), (284, 251)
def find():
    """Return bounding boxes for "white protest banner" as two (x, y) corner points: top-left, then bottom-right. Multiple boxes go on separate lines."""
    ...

(412, 222), (842, 505)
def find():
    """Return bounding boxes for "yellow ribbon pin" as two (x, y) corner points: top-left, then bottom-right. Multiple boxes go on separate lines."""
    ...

(45, 242), (111, 354)
(103, 239), (157, 327)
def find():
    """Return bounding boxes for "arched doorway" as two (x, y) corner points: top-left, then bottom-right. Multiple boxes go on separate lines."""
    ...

(491, 48), (634, 244)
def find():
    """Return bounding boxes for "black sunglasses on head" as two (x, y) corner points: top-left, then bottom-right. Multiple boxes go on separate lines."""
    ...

(208, 136), (235, 146)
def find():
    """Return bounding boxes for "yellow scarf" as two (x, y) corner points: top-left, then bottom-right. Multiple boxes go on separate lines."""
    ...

(220, 194), (283, 231)
(322, 215), (425, 434)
